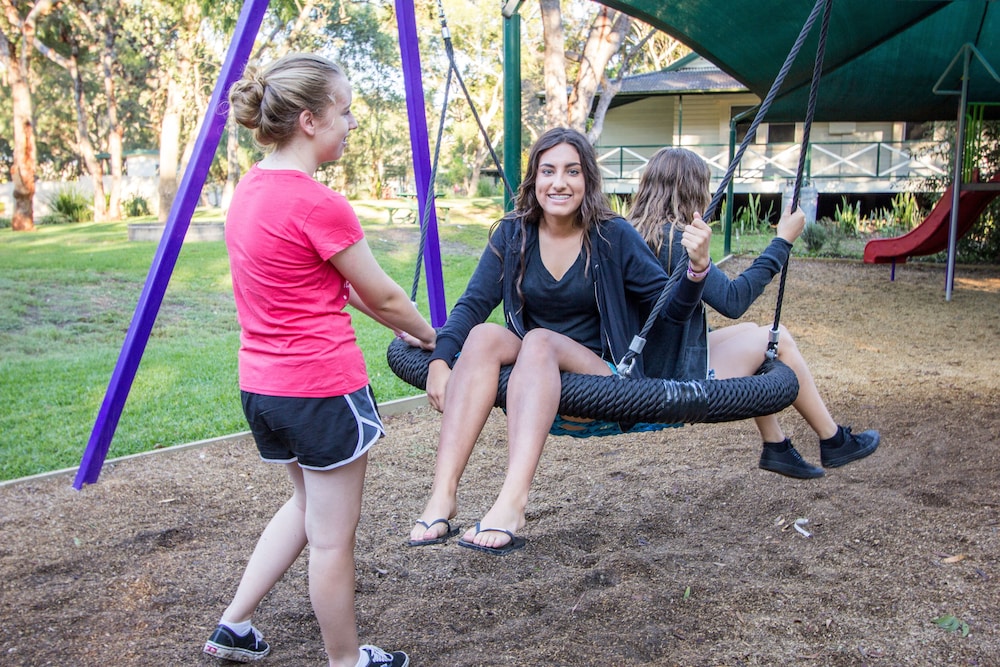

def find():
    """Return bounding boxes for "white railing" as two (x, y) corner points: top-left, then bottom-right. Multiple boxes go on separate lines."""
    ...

(595, 140), (949, 191)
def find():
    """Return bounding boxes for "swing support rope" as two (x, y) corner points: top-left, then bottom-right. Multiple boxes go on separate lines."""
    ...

(409, 0), (516, 304)
(617, 0), (833, 377)
(767, 0), (834, 360)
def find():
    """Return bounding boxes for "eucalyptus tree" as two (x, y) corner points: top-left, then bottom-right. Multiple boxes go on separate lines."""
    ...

(421, 0), (510, 196)
(320, 0), (407, 198)
(535, 0), (684, 143)
(1, 0), (57, 231)
(33, 0), (121, 221)
(219, 0), (331, 208)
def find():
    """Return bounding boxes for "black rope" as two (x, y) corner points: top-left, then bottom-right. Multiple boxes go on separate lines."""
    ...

(617, 0), (830, 376)
(767, 0), (833, 359)
(409, 64), (452, 302)
(436, 9), (516, 202)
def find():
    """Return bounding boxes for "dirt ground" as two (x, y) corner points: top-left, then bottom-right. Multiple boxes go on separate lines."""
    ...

(1, 257), (998, 667)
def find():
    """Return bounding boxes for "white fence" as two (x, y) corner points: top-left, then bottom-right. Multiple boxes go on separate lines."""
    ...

(596, 140), (950, 194)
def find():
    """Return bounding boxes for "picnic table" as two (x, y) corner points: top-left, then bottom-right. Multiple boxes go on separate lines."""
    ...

(381, 194), (454, 225)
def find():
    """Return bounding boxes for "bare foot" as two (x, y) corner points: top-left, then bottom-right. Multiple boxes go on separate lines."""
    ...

(462, 504), (525, 548)
(409, 497), (458, 543)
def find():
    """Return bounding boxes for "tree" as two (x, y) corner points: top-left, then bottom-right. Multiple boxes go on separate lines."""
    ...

(422, 0), (510, 196)
(539, 0), (629, 136)
(1, 0), (56, 231)
(536, 0), (684, 144)
(96, 0), (125, 220)
(34, 1), (110, 221)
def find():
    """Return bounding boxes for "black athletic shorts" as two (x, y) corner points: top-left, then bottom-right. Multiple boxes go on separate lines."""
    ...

(240, 385), (385, 470)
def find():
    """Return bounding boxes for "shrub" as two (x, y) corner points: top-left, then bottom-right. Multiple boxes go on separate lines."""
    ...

(37, 213), (75, 226)
(123, 194), (151, 218)
(890, 191), (922, 230)
(834, 196), (862, 235)
(608, 193), (630, 216)
(735, 193), (775, 234)
(801, 221), (827, 254)
(47, 188), (92, 223)
(475, 177), (501, 198)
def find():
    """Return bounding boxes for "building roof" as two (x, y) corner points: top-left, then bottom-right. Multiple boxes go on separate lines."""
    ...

(618, 67), (747, 96)
(607, 55), (748, 108)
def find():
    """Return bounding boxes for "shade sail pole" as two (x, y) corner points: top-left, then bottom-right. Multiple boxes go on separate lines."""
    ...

(945, 47), (971, 302)
(74, 0), (270, 489)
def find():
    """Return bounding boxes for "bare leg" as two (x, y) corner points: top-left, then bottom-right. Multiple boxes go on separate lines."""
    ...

(221, 462), (308, 624)
(410, 324), (523, 543)
(302, 456), (368, 667)
(463, 329), (612, 549)
(708, 324), (837, 441)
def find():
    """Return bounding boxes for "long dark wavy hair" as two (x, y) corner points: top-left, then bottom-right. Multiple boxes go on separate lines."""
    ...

(492, 127), (616, 303)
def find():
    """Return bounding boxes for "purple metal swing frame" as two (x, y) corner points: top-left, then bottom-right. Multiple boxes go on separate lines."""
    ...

(74, 0), (446, 488)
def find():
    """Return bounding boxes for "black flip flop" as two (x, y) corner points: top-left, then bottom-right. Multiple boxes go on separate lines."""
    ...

(457, 522), (526, 556)
(407, 518), (460, 547)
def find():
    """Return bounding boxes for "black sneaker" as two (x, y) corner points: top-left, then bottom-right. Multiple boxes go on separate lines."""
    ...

(759, 439), (825, 479)
(203, 624), (270, 662)
(361, 644), (410, 667)
(821, 426), (880, 468)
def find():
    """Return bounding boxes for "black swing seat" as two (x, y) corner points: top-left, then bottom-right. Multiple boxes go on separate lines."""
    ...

(387, 337), (800, 425)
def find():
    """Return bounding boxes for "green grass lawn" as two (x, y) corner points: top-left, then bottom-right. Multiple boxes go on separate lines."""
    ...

(1, 202), (759, 482)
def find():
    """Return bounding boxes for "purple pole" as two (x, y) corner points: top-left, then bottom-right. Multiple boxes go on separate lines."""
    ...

(73, 0), (270, 489)
(395, 0), (448, 327)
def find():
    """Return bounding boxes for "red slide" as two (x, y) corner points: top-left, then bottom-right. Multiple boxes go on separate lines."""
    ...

(863, 171), (1000, 264)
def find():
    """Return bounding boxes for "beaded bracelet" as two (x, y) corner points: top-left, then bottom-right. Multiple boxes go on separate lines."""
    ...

(687, 261), (711, 280)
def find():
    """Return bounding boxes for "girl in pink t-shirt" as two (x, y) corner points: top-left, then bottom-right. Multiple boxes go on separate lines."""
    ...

(203, 54), (434, 667)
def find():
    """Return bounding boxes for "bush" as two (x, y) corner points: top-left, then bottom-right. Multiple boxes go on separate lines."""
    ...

(735, 193), (775, 234)
(801, 221), (827, 254)
(475, 177), (501, 198)
(123, 194), (151, 218)
(890, 191), (922, 230)
(834, 196), (862, 236)
(47, 188), (92, 223)
(608, 193), (630, 216)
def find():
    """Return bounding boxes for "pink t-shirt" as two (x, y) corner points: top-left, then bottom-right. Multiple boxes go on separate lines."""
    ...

(225, 166), (368, 397)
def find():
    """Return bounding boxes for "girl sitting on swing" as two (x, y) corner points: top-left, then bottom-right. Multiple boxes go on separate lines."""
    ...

(407, 127), (711, 555)
(629, 146), (879, 480)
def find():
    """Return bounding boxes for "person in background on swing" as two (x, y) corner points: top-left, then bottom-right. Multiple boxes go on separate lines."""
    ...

(407, 127), (711, 555)
(205, 53), (435, 667)
(629, 146), (879, 479)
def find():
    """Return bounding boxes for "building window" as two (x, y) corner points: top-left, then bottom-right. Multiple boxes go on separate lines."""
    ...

(904, 121), (931, 140)
(768, 123), (795, 143)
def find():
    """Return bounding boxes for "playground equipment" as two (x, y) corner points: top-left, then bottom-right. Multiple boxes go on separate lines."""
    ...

(387, 0), (839, 430)
(864, 170), (1000, 273)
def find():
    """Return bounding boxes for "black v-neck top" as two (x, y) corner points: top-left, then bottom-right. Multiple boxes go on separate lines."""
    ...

(521, 240), (602, 355)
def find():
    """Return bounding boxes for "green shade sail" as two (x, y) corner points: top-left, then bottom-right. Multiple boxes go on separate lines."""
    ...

(600, 0), (1000, 121)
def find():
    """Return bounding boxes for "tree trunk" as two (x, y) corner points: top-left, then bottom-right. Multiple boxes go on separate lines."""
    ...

(588, 78), (621, 144)
(158, 76), (182, 221)
(34, 34), (107, 221)
(7, 50), (36, 231)
(221, 110), (239, 211)
(101, 11), (123, 220)
(539, 0), (568, 130)
(588, 29), (657, 144)
(568, 8), (630, 134)
(1, 0), (56, 232)
(69, 49), (107, 222)
(158, 3), (199, 221)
